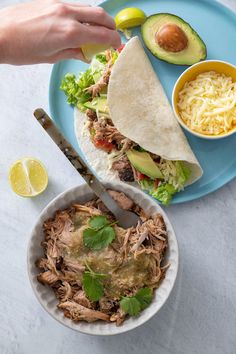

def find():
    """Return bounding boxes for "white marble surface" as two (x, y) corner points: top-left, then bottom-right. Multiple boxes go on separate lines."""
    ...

(0, 0), (236, 353)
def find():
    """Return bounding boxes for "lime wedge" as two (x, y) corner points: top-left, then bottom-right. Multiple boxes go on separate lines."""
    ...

(81, 44), (110, 61)
(9, 157), (48, 197)
(115, 8), (147, 30)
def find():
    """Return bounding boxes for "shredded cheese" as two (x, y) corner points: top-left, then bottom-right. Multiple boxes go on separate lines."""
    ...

(96, 106), (110, 122)
(178, 71), (236, 135)
(82, 121), (90, 137)
(107, 149), (125, 169)
(159, 159), (182, 191)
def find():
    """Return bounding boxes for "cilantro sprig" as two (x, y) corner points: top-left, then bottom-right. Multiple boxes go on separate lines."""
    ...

(83, 215), (116, 250)
(83, 261), (107, 301)
(95, 53), (107, 64)
(120, 288), (153, 316)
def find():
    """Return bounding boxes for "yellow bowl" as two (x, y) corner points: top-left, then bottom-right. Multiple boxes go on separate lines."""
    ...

(172, 60), (236, 139)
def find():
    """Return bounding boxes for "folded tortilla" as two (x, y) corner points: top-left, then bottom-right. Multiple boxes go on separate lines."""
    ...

(75, 36), (203, 186)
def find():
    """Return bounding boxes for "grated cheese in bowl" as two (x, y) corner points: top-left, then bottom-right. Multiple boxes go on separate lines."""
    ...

(177, 71), (236, 136)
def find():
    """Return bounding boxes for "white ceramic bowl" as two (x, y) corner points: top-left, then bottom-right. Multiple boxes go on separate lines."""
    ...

(172, 60), (236, 139)
(27, 181), (179, 336)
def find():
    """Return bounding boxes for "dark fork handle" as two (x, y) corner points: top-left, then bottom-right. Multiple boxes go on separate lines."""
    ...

(33, 108), (127, 213)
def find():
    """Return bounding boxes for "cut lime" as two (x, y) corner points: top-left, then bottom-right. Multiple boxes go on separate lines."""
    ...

(9, 157), (48, 197)
(115, 8), (147, 30)
(81, 44), (110, 61)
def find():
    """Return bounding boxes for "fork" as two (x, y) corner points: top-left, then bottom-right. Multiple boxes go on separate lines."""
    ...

(34, 108), (140, 229)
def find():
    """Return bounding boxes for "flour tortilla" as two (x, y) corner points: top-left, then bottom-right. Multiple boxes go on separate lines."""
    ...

(74, 112), (120, 182)
(75, 36), (203, 186)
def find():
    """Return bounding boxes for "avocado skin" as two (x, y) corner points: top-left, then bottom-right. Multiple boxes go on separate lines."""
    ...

(141, 13), (207, 65)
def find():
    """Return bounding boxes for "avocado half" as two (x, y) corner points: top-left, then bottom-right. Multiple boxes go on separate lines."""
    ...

(141, 13), (207, 65)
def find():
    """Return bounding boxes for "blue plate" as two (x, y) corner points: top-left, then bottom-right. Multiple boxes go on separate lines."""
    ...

(49, 0), (236, 204)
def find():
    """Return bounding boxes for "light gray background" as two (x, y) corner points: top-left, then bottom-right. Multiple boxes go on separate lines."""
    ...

(0, 0), (236, 353)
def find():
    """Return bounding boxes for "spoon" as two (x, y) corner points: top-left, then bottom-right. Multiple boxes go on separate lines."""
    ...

(34, 109), (140, 229)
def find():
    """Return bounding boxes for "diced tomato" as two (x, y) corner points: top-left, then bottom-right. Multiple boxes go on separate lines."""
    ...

(117, 44), (125, 53)
(135, 170), (160, 187)
(154, 179), (160, 188)
(136, 171), (149, 181)
(94, 139), (115, 152)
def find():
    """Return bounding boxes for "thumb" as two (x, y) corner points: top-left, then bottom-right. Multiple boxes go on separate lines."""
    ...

(47, 48), (89, 63)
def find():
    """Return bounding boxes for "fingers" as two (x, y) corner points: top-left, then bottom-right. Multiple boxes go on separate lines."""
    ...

(64, 2), (91, 8)
(49, 3), (121, 51)
(44, 0), (90, 6)
(53, 3), (116, 30)
(71, 7), (116, 30)
(78, 24), (121, 48)
(47, 47), (88, 63)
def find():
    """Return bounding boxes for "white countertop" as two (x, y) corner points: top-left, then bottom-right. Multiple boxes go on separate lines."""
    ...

(1, 0), (236, 353)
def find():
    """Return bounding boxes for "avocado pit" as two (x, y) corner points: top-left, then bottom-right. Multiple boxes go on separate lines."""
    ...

(155, 23), (188, 53)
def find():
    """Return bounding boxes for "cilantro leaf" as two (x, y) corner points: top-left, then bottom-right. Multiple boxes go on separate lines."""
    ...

(135, 288), (153, 310)
(83, 215), (116, 250)
(89, 215), (109, 230)
(95, 53), (107, 64)
(83, 271), (104, 301)
(119, 287), (153, 316)
(99, 226), (116, 248)
(83, 226), (115, 250)
(83, 228), (97, 247)
(120, 297), (141, 316)
(134, 145), (146, 152)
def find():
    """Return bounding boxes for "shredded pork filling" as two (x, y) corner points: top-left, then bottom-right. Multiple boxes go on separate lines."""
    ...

(83, 50), (139, 182)
(36, 191), (168, 326)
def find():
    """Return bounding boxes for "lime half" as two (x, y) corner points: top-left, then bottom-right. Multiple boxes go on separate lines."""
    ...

(82, 44), (110, 61)
(115, 8), (147, 30)
(9, 157), (48, 197)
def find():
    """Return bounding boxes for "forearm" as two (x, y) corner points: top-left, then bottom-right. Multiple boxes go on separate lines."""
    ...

(0, 0), (120, 65)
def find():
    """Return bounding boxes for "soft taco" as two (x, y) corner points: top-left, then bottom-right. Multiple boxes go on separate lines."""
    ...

(61, 37), (203, 205)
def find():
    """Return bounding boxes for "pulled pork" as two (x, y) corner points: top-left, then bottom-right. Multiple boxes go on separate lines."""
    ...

(112, 156), (134, 182)
(86, 65), (111, 98)
(37, 192), (168, 326)
(91, 120), (126, 145)
(85, 51), (113, 97)
(83, 50), (135, 183)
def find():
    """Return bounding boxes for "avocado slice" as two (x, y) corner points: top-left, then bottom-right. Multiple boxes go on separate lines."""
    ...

(126, 149), (163, 179)
(84, 97), (109, 114)
(141, 13), (207, 65)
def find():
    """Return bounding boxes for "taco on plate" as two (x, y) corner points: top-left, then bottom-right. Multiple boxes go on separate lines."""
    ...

(61, 37), (203, 205)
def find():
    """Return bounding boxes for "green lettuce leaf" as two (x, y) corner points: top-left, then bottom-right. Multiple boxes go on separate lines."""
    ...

(175, 161), (191, 188)
(91, 56), (106, 83)
(95, 49), (118, 65)
(139, 179), (154, 191)
(138, 162), (190, 205)
(60, 69), (94, 112)
(150, 183), (177, 206)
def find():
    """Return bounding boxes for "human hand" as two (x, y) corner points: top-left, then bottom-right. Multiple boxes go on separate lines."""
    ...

(0, 0), (121, 65)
